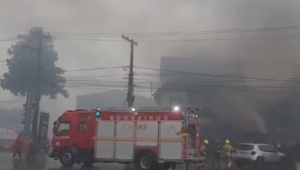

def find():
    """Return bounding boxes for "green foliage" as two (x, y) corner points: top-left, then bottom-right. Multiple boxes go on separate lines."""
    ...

(1, 27), (68, 99)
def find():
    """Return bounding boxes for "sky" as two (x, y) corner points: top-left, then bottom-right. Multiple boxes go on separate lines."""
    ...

(0, 0), (300, 132)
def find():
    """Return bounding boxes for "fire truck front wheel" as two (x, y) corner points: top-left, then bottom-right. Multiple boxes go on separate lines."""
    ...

(135, 152), (157, 170)
(59, 148), (76, 167)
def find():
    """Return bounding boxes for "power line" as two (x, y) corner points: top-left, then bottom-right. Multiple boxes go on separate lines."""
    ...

(55, 37), (120, 42)
(64, 78), (300, 90)
(134, 66), (300, 83)
(54, 34), (300, 43)
(65, 84), (300, 94)
(64, 66), (127, 72)
(135, 72), (300, 78)
(0, 38), (17, 42)
(1, 26), (299, 44)
(51, 26), (299, 37)
(65, 80), (300, 91)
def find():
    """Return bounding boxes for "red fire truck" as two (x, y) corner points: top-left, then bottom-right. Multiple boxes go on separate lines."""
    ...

(49, 107), (205, 170)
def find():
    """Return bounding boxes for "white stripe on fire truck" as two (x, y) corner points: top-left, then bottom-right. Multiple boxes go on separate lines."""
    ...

(93, 137), (182, 142)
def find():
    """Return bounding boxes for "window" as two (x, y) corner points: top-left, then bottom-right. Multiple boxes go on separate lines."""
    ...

(258, 145), (278, 153)
(78, 122), (87, 132)
(57, 122), (70, 135)
(237, 144), (254, 151)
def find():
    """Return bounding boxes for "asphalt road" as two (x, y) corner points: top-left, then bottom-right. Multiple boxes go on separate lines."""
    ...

(0, 151), (127, 170)
(0, 151), (192, 170)
(0, 151), (296, 170)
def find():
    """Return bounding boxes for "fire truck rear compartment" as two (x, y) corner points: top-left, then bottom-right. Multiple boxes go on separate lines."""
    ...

(94, 119), (183, 167)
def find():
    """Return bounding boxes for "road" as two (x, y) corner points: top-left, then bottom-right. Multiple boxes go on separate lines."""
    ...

(0, 151), (296, 170)
(0, 151), (128, 170)
(0, 151), (187, 170)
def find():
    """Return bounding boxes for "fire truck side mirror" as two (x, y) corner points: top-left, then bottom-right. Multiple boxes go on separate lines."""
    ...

(52, 127), (56, 134)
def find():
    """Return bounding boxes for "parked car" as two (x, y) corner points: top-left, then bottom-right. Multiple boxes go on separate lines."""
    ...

(235, 143), (285, 168)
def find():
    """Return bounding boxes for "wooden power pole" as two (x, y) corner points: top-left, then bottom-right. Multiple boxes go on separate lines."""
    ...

(122, 35), (138, 107)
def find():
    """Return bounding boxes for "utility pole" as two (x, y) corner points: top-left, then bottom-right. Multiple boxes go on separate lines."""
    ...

(32, 31), (43, 139)
(23, 93), (32, 135)
(22, 29), (50, 154)
(122, 34), (138, 107)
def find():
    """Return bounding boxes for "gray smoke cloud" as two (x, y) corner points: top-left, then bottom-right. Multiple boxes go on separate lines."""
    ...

(1, 0), (300, 133)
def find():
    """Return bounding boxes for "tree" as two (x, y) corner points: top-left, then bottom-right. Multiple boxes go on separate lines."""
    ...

(1, 27), (68, 99)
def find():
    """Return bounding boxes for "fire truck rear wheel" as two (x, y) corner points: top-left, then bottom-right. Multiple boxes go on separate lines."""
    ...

(135, 152), (157, 170)
(59, 148), (75, 167)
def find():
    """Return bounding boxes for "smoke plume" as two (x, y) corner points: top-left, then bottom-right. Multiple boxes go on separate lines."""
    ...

(1, 0), (300, 132)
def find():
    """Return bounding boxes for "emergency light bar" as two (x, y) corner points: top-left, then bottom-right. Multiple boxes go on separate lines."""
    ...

(96, 107), (101, 117)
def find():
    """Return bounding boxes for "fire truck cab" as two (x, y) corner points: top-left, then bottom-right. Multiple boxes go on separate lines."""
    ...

(50, 107), (205, 170)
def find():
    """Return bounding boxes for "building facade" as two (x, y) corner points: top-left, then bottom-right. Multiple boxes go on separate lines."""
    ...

(153, 56), (261, 136)
(77, 90), (152, 109)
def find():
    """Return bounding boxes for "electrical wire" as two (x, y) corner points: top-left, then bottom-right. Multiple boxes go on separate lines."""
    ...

(54, 34), (300, 43)
(65, 84), (300, 94)
(1, 26), (299, 43)
(51, 26), (299, 37)
(134, 66), (300, 83)
(0, 38), (17, 42)
(64, 66), (127, 72)
(64, 76), (300, 92)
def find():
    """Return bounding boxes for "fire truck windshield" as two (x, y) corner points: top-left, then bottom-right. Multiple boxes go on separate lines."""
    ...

(56, 122), (70, 136)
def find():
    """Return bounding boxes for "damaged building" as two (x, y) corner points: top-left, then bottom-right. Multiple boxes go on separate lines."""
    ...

(153, 56), (268, 143)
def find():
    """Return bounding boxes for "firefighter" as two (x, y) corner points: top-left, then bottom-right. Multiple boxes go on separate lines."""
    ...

(222, 139), (234, 168)
(12, 135), (23, 158)
(212, 140), (222, 170)
(200, 139), (209, 155)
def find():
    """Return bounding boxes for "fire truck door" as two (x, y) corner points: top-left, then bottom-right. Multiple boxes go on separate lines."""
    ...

(136, 121), (158, 146)
(115, 121), (135, 160)
(95, 121), (115, 159)
(160, 121), (183, 160)
(77, 121), (92, 148)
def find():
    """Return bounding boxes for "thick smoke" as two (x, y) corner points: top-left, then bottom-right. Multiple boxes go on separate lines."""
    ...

(1, 0), (300, 132)
(210, 1), (300, 133)
(193, 1), (300, 133)
(146, 0), (300, 133)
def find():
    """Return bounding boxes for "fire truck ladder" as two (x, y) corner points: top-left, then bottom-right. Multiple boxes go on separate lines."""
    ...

(184, 109), (199, 159)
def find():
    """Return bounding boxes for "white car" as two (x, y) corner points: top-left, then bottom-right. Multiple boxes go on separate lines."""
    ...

(235, 143), (285, 168)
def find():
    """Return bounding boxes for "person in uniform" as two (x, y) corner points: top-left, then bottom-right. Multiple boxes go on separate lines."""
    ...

(200, 139), (209, 155)
(212, 140), (222, 170)
(222, 139), (234, 168)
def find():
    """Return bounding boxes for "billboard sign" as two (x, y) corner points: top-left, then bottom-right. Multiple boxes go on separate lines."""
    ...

(37, 112), (49, 150)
